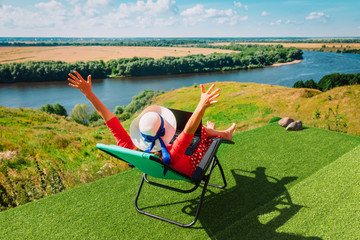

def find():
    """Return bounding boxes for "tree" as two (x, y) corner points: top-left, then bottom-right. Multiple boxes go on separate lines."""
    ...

(70, 104), (92, 125)
(40, 104), (55, 114)
(40, 103), (67, 116)
(114, 106), (125, 115)
(53, 103), (67, 117)
(293, 80), (305, 88)
(89, 110), (101, 123)
(304, 79), (318, 89)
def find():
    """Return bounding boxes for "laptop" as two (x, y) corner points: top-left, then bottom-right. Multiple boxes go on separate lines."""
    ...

(168, 108), (202, 156)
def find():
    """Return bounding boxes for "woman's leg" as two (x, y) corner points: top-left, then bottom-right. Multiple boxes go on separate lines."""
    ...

(203, 122), (236, 140)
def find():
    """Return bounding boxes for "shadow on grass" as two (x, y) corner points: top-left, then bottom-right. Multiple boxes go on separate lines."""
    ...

(183, 167), (322, 240)
(137, 167), (321, 239)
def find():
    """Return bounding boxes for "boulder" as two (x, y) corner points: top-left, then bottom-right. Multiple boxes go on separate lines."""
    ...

(279, 117), (294, 127)
(286, 120), (303, 131)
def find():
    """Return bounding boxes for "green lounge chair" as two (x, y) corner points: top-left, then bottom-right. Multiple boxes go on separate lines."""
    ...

(96, 109), (234, 227)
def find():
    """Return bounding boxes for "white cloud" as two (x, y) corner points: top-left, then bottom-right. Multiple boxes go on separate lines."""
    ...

(180, 4), (203, 17)
(306, 11), (329, 23)
(0, 2), (66, 29)
(234, 1), (247, 11)
(270, 19), (282, 25)
(234, 1), (242, 8)
(35, 0), (67, 25)
(85, 0), (112, 8)
(269, 18), (297, 26)
(261, 11), (269, 16)
(35, 0), (63, 11)
(181, 4), (239, 26)
(98, 0), (178, 29)
(285, 19), (297, 24)
(112, 0), (177, 18)
(240, 15), (248, 21)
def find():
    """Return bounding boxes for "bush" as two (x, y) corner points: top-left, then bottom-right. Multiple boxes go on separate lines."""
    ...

(89, 110), (101, 123)
(293, 80), (305, 88)
(53, 103), (68, 117)
(40, 104), (54, 114)
(304, 79), (318, 89)
(125, 90), (164, 114)
(40, 103), (67, 117)
(70, 104), (92, 125)
(114, 106), (125, 115)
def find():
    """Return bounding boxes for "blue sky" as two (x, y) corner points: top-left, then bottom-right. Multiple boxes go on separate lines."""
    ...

(0, 0), (359, 37)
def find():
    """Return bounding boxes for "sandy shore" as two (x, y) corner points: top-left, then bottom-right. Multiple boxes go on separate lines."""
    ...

(271, 59), (302, 67)
(0, 46), (236, 64)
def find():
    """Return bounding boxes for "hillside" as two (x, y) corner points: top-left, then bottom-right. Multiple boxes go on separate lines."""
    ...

(152, 82), (360, 136)
(1, 123), (359, 239)
(0, 107), (130, 211)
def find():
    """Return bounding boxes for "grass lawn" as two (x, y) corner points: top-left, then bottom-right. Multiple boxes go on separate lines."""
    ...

(1, 123), (359, 239)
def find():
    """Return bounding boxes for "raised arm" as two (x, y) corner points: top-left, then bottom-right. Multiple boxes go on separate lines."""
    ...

(68, 71), (116, 122)
(183, 84), (220, 135)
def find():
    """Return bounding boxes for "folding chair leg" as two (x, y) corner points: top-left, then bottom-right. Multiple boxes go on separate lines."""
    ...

(134, 155), (224, 227)
(204, 157), (227, 189)
(134, 173), (210, 228)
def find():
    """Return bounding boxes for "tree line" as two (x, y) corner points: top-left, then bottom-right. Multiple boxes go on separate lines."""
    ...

(0, 38), (208, 47)
(0, 45), (303, 83)
(293, 73), (360, 92)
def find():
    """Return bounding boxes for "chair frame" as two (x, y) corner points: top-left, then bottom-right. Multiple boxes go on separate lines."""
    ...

(134, 138), (232, 227)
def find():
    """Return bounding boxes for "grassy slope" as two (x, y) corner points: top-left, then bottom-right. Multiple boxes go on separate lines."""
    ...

(0, 107), (130, 204)
(153, 82), (360, 136)
(1, 123), (359, 239)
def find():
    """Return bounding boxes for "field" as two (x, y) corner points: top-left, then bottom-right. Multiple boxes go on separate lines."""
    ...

(0, 46), (236, 64)
(211, 42), (360, 50)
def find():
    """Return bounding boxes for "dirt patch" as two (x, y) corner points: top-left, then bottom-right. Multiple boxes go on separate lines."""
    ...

(0, 46), (236, 64)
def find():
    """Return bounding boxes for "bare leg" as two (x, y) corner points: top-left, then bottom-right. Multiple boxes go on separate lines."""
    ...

(203, 123), (236, 141)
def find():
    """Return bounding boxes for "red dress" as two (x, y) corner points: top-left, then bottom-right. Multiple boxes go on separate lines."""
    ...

(106, 117), (214, 176)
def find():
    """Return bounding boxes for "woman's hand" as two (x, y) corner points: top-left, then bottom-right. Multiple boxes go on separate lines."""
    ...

(68, 71), (92, 97)
(183, 84), (220, 135)
(198, 84), (220, 109)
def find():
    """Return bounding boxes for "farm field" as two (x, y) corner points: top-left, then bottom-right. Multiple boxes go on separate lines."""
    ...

(211, 42), (360, 50)
(0, 46), (236, 64)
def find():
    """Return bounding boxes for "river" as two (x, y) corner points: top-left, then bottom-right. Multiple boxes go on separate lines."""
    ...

(1, 51), (360, 113)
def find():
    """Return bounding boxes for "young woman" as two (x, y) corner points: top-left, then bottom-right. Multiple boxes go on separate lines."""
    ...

(68, 71), (235, 176)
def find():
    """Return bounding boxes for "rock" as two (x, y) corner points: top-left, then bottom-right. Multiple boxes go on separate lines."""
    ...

(279, 117), (294, 127)
(286, 120), (303, 131)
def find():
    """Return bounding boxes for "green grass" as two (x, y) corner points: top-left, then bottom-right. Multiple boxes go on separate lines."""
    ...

(1, 123), (359, 239)
(153, 82), (360, 135)
(0, 107), (130, 210)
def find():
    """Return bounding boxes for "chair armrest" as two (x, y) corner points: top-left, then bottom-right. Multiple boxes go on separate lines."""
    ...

(190, 138), (234, 182)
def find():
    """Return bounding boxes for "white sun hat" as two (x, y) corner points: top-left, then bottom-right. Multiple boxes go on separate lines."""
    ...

(130, 105), (177, 152)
